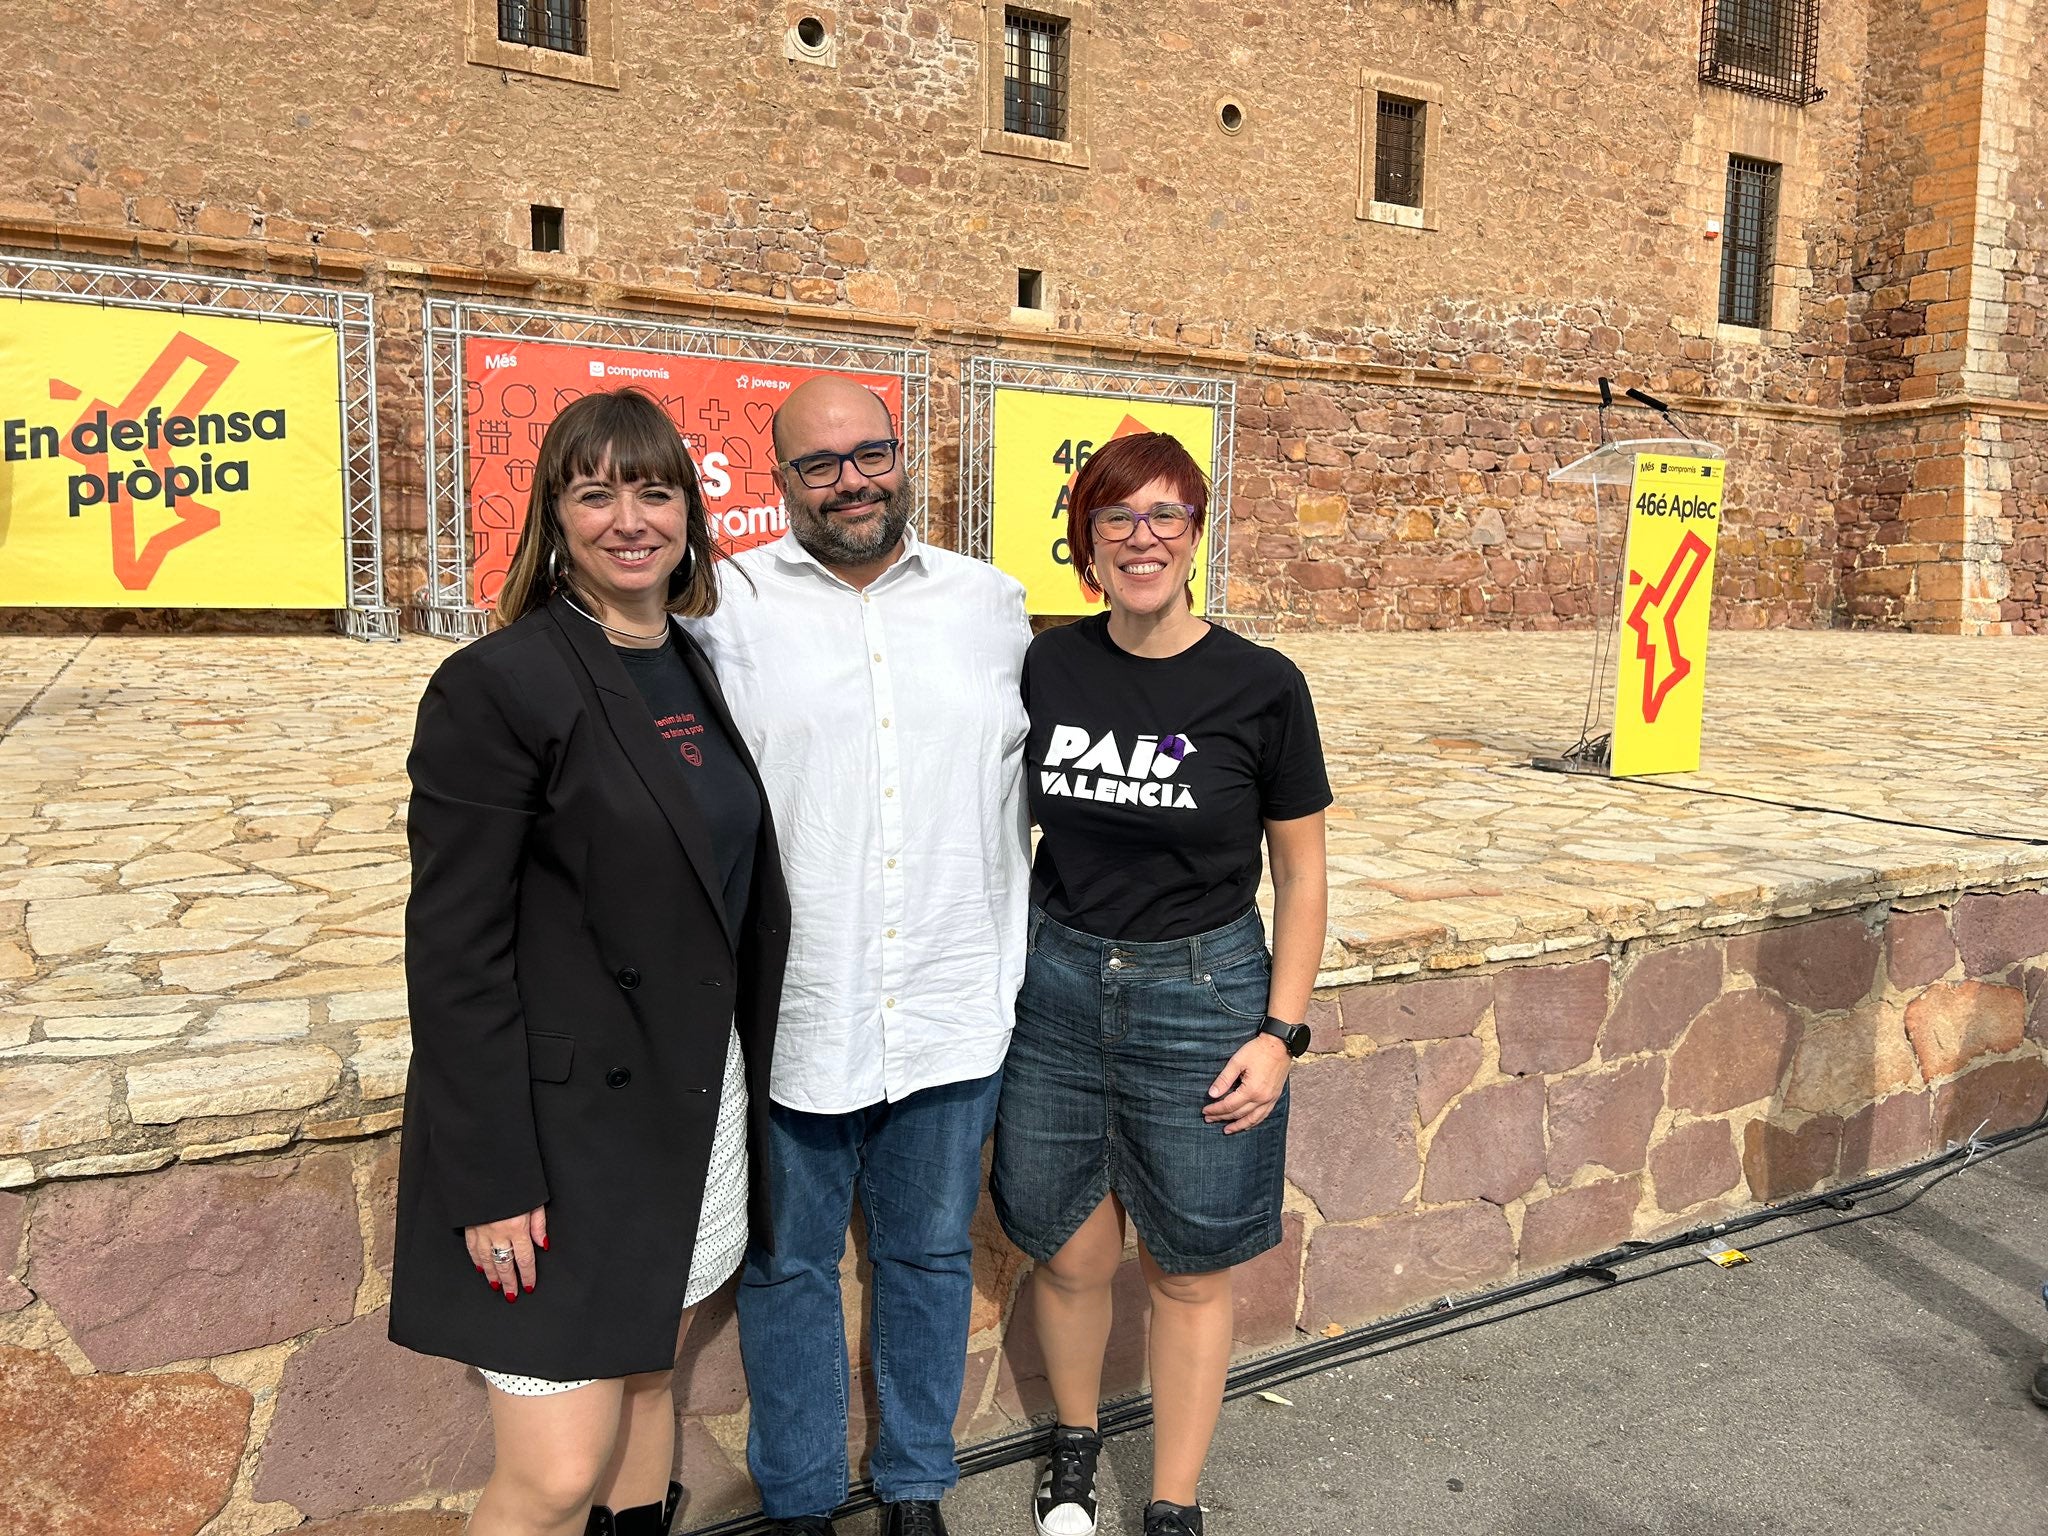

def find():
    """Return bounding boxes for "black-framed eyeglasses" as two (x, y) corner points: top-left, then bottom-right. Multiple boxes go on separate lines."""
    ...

(781, 438), (901, 489)
(1090, 502), (1196, 542)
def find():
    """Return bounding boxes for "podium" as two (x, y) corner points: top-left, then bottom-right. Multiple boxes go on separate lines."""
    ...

(1534, 438), (1728, 778)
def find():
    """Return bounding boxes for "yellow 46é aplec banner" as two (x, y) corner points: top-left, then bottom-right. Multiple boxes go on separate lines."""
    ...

(990, 386), (1216, 616)
(1610, 452), (1725, 776)
(0, 298), (345, 607)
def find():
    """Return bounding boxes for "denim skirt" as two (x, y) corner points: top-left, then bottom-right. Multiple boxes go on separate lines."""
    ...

(991, 905), (1288, 1276)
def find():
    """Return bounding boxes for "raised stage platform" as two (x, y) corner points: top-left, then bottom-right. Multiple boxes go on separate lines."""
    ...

(0, 628), (2043, 1532)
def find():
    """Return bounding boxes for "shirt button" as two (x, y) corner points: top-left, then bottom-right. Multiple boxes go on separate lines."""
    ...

(886, 858), (897, 869)
(885, 998), (896, 1008)
(884, 787), (895, 798)
(872, 652), (882, 662)
(615, 967), (641, 990)
(606, 1067), (632, 1089)
(881, 717), (891, 728)
(886, 929), (897, 939)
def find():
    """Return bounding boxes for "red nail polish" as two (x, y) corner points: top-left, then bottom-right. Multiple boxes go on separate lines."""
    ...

(476, 1265), (486, 1274)
(489, 1279), (501, 1290)
(539, 1236), (550, 1251)
(505, 1292), (517, 1304)
(524, 1283), (535, 1293)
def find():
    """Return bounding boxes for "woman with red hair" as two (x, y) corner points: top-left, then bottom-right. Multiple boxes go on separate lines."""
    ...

(991, 432), (1331, 1536)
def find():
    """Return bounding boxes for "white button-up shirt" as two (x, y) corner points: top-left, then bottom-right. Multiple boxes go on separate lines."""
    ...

(685, 528), (1032, 1113)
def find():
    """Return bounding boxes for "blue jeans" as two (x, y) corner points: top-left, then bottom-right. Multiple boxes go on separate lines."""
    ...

(736, 1070), (1002, 1517)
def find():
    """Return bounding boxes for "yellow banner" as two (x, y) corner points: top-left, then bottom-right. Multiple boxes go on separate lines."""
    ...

(0, 298), (345, 607)
(1610, 452), (1725, 776)
(990, 387), (1215, 616)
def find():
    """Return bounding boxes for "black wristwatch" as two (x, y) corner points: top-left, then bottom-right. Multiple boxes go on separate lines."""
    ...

(1259, 1015), (1312, 1058)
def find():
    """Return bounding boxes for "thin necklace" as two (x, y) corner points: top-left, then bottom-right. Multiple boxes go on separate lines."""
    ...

(562, 595), (668, 645)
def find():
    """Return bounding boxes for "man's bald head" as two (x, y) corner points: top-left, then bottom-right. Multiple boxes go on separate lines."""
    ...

(769, 374), (912, 580)
(770, 374), (897, 461)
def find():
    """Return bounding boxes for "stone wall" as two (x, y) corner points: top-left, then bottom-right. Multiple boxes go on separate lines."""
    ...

(7, 887), (2044, 1533)
(1997, 416), (2048, 630)
(1833, 0), (2048, 632)
(2, 0), (2042, 632)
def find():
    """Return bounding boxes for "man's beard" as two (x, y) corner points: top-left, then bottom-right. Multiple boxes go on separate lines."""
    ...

(789, 476), (916, 569)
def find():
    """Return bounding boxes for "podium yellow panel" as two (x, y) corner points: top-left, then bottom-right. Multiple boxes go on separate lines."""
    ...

(1610, 453), (1725, 776)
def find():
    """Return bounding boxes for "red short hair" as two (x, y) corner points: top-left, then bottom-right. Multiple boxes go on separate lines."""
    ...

(1065, 432), (1210, 600)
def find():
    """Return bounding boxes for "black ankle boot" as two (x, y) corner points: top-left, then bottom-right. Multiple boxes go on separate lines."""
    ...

(588, 1481), (683, 1536)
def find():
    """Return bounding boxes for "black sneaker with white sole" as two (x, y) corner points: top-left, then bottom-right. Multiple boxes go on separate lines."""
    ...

(1033, 1424), (1103, 1536)
(1142, 1499), (1204, 1536)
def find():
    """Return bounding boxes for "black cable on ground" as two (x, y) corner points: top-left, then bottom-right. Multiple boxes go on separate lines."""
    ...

(1591, 772), (2048, 848)
(685, 1112), (2048, 1534)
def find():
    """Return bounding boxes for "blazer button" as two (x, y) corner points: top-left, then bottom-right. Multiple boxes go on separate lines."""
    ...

(616, 967), (641, 990)
(606, 1067), (632, 1089)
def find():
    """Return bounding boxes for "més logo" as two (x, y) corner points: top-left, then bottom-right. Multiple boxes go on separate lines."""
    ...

(1040, 726), (1199, 809)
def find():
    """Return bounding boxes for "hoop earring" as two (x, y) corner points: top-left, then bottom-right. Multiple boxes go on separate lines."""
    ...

(547, 545), (563, 589)
(1083, 562), (1101, 592)
(677, 540), (697, 588)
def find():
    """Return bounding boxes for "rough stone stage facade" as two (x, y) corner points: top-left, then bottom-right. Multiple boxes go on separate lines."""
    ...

(2, 0), (2044, 632)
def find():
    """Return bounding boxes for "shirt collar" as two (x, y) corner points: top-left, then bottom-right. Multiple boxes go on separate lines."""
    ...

(766, 522), (929, 588)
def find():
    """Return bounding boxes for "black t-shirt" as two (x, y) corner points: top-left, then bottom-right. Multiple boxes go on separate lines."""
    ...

(614, 636), (761, 936)
(1023, 614), (1332, 942)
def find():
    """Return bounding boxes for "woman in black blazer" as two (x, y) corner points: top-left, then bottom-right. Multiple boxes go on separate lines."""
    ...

(390, 390), (789, 1536)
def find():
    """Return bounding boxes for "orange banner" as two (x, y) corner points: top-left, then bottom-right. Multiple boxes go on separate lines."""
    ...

(463, 341), (903, 608)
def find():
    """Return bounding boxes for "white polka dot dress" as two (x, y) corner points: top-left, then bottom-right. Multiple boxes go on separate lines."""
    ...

(481, 1025), (749, 1397)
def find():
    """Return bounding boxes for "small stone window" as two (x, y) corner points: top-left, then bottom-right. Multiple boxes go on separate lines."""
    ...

(1719, 156), (1780, 328)
(785, 12), (837, 66)
(980, 0), (1091, 169)
(1017, 268), (1045, 309)
(1004, 10), (1070, 139)
(1373, 96), (1424, 208)
(1356, 70), (1443, 230)
(499, 0), (585, 53)
(530, 204), (566, 253)
(468, 0), (618, 88)
(1699, 0), (1823, 105)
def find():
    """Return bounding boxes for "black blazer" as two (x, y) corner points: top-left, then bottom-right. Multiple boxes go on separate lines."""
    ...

(388, 595), (790, 1381)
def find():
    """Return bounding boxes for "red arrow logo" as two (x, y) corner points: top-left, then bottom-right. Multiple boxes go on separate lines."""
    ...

(56, 332), (239, 590)
(1624, 530), (1713, 724)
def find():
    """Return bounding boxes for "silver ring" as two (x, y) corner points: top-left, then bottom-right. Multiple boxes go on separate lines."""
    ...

(490, 1245), (515, 1262)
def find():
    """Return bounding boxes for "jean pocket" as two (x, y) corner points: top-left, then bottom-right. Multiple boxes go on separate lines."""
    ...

(1202, 952), (1272, 1023)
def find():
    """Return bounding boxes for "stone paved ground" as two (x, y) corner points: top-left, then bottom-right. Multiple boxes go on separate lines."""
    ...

(0, 629), (2044, 1184)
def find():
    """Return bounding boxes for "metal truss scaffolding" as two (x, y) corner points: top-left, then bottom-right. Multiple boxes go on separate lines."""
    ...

(959, 355), (1238, 617)
(0, 253), (394, 639)
(420, 298), (931, 639)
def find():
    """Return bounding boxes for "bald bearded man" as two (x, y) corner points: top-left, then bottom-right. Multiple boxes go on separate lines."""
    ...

(685, 377), (1031, 1536)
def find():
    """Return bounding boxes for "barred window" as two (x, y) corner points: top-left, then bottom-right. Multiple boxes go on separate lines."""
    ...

(1720, 156), (1780, 328)
(499, 0), (586, 55)
(1004, 10), (1070, 140)
(1374, 96), (1424, 208)
(1700, 0), (1822, 105)
(530, 205), (565, 253)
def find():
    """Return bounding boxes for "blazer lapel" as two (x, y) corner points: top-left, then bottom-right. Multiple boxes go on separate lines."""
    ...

(545, 596), (736, 954)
